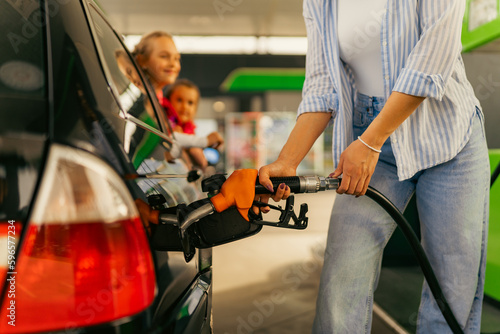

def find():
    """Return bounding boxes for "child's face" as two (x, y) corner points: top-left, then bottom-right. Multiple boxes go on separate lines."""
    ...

(116, 54), (143, 91)
(169, 86), (199, 124)
(141, 36), (180, 89)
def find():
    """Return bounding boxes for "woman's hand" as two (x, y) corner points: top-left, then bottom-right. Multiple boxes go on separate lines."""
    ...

(253, 112), (331, 213)
(333, 92), (425, 197)
(330, 138), (380, 196)
(254, 161), (294, 214)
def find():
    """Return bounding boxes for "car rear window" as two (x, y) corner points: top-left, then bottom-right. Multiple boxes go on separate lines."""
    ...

(0, 0), (47, 134)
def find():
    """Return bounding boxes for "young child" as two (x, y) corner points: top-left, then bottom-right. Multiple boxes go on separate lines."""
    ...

(132, 31), (223, 164)
(165, 79), (199, 134)
(165, 79), (211, 169)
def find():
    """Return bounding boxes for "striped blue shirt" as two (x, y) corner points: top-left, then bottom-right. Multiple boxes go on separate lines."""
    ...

(298, 0), (481, 180)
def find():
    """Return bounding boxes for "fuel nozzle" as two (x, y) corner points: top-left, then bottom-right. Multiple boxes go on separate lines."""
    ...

(254, 176), (340, 194)
(193, 172), (339, 232)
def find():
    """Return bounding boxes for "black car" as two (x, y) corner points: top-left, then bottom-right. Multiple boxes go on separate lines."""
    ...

(0, 1), (265, 333)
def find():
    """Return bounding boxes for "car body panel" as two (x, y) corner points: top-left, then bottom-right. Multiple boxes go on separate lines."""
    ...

(1, 1), (211, 332)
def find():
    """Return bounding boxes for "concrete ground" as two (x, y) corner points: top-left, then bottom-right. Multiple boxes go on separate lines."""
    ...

(212, 191), (406, 334)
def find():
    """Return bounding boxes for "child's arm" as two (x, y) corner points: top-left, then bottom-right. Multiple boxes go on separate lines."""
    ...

(206, 132), (224, 149)
(169, 131), (224, 159)
(186, 147), (208, 169)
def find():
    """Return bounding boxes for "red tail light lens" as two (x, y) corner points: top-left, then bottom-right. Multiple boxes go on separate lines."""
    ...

(0, 145), (156, 333)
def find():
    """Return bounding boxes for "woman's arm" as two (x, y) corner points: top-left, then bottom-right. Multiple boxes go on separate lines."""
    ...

(258, 112), (332, 203)
(258, 92), (424, 200)
(331, 92), (425, 196)
(357, 92), (425, 149)
(257, 2), (337, 209)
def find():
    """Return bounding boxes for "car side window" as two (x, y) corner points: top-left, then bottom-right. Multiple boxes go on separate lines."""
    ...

(87, 6), (169, 165)
(87, 8), (150, 117)
(86, 5), (200, 205)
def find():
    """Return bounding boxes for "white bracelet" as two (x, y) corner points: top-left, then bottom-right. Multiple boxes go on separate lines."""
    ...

(357, 136), (382, 153)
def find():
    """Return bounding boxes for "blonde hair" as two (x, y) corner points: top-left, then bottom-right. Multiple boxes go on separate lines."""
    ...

(132, 31), (173, 61)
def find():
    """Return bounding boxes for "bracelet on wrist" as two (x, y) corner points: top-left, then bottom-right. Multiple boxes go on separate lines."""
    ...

(357, 136), (382, 153)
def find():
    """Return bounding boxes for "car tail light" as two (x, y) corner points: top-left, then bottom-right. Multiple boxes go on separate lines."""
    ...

(0, 145), (156, 333)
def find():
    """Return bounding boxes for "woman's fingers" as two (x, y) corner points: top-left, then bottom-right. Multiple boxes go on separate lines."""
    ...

(353, 177), (365, 197)
(252, 194), (271, 214)
(258, 168), (274, 194)
(339, 170), (371, 196)
(359, 174), (372, 196)
(337, 175), (349, 194)
(252, 182), (290, 216)
(272, 183), (290, 202)
(255, 163), (296, 217)
(352, 165), (371, 196)
(334, 140), (380, 196)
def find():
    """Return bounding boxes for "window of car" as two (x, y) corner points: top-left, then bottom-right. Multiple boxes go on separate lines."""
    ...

(86, 5), (174, 165)
(86, 6), (155, 117)
(85, 4), (200, 205)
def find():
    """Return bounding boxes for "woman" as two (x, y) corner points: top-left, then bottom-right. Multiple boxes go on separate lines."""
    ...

(258, 1), (489, 333)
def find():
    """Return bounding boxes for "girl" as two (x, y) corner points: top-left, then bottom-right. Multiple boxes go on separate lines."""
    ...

(166, 79), (211, 170)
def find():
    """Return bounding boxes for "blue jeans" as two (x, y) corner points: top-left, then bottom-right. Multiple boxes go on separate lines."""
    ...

(313, 93), (490, 333)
